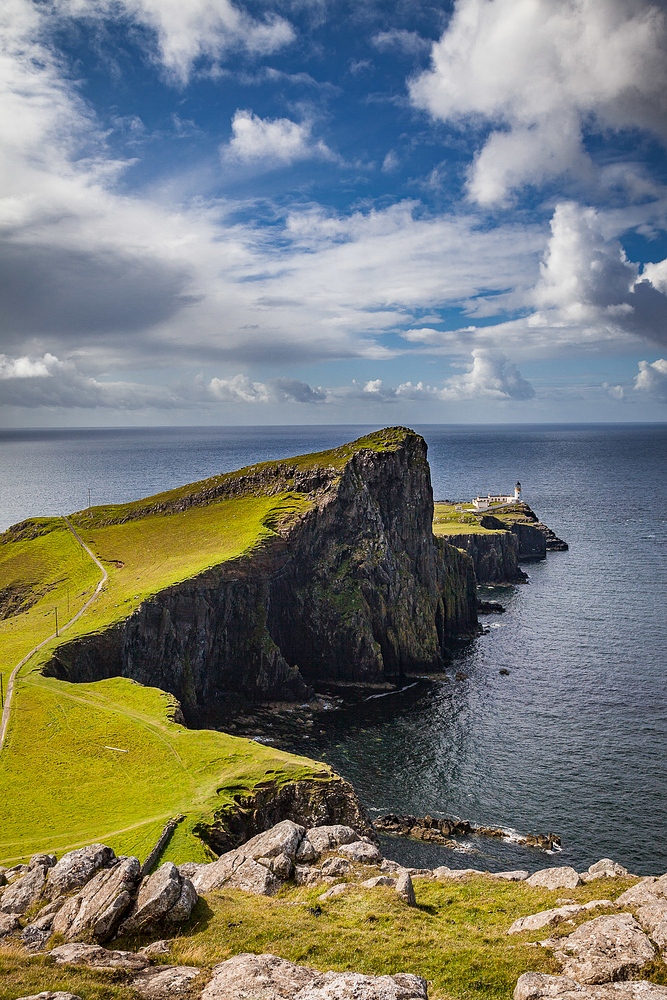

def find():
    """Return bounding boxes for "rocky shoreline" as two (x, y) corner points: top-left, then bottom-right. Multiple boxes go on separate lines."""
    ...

(3, 817), (667, 1000)
(374, 814), (562, 852)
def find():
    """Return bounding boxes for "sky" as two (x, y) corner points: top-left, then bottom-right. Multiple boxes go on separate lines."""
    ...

(1, 0), (667, 426)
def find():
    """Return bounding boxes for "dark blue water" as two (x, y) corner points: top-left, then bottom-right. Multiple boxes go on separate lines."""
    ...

(2, 424), (666, 875)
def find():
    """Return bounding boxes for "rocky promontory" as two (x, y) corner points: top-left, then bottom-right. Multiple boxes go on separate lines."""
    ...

(44, 428), (478, 721)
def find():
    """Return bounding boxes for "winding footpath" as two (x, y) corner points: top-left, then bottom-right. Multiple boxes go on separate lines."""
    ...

(0, 517), (107, 751)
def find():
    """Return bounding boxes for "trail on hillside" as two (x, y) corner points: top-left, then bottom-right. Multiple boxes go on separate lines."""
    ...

(0, 517), (108, 751)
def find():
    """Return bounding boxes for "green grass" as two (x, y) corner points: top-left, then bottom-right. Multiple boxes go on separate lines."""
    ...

(433, 503), (503, 536)
(0, 519), (100, 688)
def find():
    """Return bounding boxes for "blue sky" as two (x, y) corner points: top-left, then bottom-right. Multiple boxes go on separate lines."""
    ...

(1, 0), (667, 425)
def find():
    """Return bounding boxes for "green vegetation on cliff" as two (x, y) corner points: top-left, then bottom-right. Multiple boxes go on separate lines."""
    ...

(433, 503), (502, 536)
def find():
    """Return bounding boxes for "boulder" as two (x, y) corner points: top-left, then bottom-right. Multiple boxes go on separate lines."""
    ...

(191, 821), (307, 897)
(0, 911), (20, 936)
(320, 858), (351, 877)
(495, 871), (529, 881)
(554, 913), (655, 984)
(433, 867), (484, 879)
(296, 826), (360, 862)
(191, 851), (279, 896)
(584, 860), (630, 881)
(240, 821), (305, 861)
(14, 994), (83, 1000)
(396, 872), (417, 907)
(526, 867), (583, 890)
(200, 952), (428, 999)
(508, 902), (613, 935)
(119, 862), (197, 935)
(615, 877), (667, 909)
(338, 842), (382, 864)
(131, 965), (203, 998)
(140, 939), (171, 956)
(49, 942), (150, 971)
(361, 876), (396, 888)
(0, 863), (48, 914)
(636, 901), (667, 950)
(51, 856), (141, 943)
(45, 844), (115, 899)
(515, 972), (667, 1000)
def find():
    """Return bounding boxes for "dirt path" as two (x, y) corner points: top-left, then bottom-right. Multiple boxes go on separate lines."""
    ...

(0, 517), (107, 751)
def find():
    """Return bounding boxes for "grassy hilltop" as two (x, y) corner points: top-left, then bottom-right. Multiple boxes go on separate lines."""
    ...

(0, 429), (406, 866)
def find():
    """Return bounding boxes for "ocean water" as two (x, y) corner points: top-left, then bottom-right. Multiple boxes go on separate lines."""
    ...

(2, 423), (666, 875)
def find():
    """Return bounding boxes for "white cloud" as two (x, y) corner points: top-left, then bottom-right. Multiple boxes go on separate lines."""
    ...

(438, 349), (535, 401)
(56, 0), (295, 86)
(371, 29), (430, 56)
(208, 374), (325, 403)
(405, 202), (667, 355)
(222, 110), (332, 165)
(633, 358), (667, 401)
(410, 0), (667, 204)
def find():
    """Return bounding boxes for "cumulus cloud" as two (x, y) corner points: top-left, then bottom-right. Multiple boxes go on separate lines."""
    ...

(405, 202), (667, 355)
(0, 351), (534, 410)
(57, 0), (295, 86)
(532, 202), (667, 348)
(410, 0), (667, 204)
(633, 358), (667, 401)
(222, 110), (332, 164)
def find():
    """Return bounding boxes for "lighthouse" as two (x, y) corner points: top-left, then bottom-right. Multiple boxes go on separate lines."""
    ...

(514, 481), (522, 501)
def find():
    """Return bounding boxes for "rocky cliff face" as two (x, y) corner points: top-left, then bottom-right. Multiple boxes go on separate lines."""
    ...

(45, 429), (478, 721)
(445, 531), (528, 585)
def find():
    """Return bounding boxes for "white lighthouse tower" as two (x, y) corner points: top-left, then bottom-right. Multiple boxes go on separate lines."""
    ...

(514, 481), (522, 501)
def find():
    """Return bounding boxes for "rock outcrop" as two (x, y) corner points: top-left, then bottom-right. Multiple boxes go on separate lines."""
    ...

(515, 973), (667, 1000)
(444, 530), (528, 585)
(553, 914), (655, 984)
(43, 429), (478, 718)
(118, 862), (197, 936)
(51, 856), (142, 942)
(200, 953), (428, 1000)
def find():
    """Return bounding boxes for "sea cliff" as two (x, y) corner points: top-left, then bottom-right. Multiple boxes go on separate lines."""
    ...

(44, 428), (478, 720)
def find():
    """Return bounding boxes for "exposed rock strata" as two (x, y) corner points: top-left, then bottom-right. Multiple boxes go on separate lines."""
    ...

(43, 429), (478, 717)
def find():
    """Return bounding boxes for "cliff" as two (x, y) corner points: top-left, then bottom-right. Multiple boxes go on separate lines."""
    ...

(433, 501), (567, 585)
(44, 428), (478, 721)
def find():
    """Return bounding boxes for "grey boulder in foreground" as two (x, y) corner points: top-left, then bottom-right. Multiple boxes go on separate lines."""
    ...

(201, 953), (428, 1000)
(553, 914), (655, 985)
(14, 994), (83, 1000)
(515, 974), (667, 1000)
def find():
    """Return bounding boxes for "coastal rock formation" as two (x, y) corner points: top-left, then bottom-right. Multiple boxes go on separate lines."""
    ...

(201, 953), (428, 1000)
(553, 914), (655, 984)
(443, 530), (528, 585)
(49, 942), (150, 971)
(374, 813), (561, 852)
(45, 844), (116, 899)
(43, 429), (478, 717)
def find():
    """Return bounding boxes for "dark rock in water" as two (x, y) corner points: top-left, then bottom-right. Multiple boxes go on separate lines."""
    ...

(477, 600), (505, 614)
(499, 668), (510, 675)
(42, 429), (478, 718)
(374, 814), (561, 852)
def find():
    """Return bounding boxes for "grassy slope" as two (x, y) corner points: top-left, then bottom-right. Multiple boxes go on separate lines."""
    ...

(3, 875), (665, 1000)
(0, 429), (409, 866)
(433, 503), (503, 537)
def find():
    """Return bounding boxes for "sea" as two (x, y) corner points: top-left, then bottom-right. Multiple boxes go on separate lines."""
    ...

(1, 423), (666, 876)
